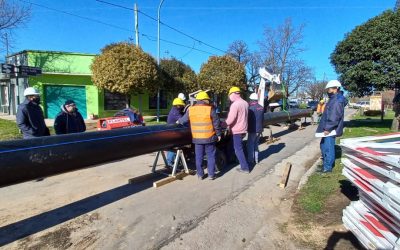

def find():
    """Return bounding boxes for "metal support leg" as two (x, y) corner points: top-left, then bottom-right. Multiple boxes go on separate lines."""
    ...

(171, 149), (189, 176)
(152, 151), (168, 173)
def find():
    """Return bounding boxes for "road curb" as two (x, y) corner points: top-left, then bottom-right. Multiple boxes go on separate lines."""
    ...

(297, 157), (322, 190)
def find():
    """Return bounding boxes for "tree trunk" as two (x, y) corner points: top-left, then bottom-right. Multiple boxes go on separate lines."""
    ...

(125, 94), (130, 109)
(392, 102), (400, 131)
(392, 86), (400, 131)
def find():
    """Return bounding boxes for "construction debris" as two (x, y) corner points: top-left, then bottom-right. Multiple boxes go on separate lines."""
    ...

(279, 162), (292, 188)
(341, 133), (400, 249)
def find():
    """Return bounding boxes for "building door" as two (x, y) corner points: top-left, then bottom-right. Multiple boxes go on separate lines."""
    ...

(45, 85), (87, 119)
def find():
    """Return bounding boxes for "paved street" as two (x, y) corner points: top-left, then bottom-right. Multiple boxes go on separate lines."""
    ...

(0, 116), (330, 250)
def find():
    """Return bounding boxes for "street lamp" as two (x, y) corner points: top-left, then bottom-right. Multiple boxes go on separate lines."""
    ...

(156, 0), (165, 122)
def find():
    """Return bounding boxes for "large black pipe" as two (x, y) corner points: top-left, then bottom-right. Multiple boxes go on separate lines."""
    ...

(0, 109), (312, 187)
(0, 125), (191, 187)
(263, 109), (313, 126)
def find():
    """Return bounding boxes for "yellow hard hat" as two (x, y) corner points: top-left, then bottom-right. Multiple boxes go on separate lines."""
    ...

(320, 99), (325, 104)
(196, 91), (210, 100)
(228, 86), (241, 96)
(172, 98), (185, 106)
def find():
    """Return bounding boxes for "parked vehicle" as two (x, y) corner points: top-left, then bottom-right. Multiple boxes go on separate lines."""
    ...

(307, 100), (319, 111)
(353, 101), (370, 109)
(288, 100), (299, 109)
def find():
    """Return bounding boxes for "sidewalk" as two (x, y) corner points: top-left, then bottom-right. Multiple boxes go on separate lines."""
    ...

(0, 113), (97, 127)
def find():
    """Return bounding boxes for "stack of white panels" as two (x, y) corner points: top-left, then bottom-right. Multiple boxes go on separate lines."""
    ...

(340, 133), (400, 249)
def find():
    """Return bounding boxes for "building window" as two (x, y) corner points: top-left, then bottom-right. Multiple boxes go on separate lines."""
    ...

(104, 90), (126, 110)
(149, 91), (167, 109)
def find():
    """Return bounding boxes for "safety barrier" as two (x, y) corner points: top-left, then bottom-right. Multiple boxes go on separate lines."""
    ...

(341, 132), (400, 249)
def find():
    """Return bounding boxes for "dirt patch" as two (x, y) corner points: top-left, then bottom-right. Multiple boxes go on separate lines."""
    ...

(286, 189), (364, 249)
(16, 212), (100, 250)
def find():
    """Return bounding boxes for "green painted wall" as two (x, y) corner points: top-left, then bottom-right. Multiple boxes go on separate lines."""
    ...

(86, 85), (99, 117)
(28, 75), (96, 118)
(27, 51), (95, 75)
(25, 50), (172, 117)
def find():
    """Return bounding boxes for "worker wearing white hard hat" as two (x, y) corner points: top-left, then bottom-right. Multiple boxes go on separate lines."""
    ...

(247, 93), (264, 165)
(325, 80), (342, 89)
(17, 87), (49, 138)
(315, 80), (346, 174)
(178, 93), (186, 101)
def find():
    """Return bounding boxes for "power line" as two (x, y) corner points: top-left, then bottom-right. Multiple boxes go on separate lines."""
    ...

(19, 0), (133, 33)
(95, 0), (227, 54)
(95, 0), (132, 11)
(18, 0), (217, 56)
(140, 33), (215, 55)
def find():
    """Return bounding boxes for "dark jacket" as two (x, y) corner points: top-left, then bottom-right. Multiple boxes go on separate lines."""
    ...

(54, 105), (86, 135)
(248, 101), (264, 133)
(167, 106), (183, 125)
(16, 99), (49, 139)
(316, 92), (346, 137)
(178, 101), (222, 144)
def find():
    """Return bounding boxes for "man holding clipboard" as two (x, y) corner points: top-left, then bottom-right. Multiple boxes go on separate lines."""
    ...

(315, 80), (346, 173)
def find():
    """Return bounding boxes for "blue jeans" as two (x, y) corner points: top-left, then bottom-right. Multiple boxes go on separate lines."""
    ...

(195, 143), (216, 178)
(247, 133), (261, 164)
(233, 134), (250, 171)
(166, 151), (176, 166)
(320, 136), (336, 172)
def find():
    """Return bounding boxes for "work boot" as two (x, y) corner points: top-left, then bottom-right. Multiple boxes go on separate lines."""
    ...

(236, 168), (250, 174)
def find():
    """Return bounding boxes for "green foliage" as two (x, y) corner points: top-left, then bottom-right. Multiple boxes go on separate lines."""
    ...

(91, 43), (160, 96)
(331, 10), (400, 96)
(160, 58), (198, 93)
(0, 119), (21, 140)
(298, 103), (308, 109)
(198, 55), (247, 94)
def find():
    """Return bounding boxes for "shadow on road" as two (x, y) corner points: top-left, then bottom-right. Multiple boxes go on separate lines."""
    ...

(324, 231), (365, 250)
(268, 121), (314, 139)
(0, 174), (164, 247)
(259, 142), (286, 162)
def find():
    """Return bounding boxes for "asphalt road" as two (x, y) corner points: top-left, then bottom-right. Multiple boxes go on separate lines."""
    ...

(0, 115), (330, 250)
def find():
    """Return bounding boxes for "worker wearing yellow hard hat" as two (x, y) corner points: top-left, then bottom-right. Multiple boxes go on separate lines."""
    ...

(226, 86), (250, 173)
(166, 97), (186, 168)
(177, 90), (221, 180)
(228, 86), (241, 96)
(172, 98), (185, 106)
(195, 91), (210, 101)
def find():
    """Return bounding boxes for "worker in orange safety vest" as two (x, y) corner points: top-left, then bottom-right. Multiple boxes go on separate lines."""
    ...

(178, 91), (221, 180)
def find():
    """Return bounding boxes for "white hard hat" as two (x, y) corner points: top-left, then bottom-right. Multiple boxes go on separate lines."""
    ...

(178, 93), (186, 101)
(23, 87), (40, 96)
(325, 80), (342, 89)
(249, 93), (258, 100)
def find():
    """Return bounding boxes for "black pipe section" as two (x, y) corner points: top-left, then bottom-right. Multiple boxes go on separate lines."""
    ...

(263, 109), (313, 126)
(0, 109), (312, 187)
(0, 125), (191, 187)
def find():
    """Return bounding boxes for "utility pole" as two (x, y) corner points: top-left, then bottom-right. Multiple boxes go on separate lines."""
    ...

(134, 3), (139, 47)
(134, 3), (142, 113)
(5, 33), (11, 115)
(5, 33), (9, 57)
(156, 0), (165, 123)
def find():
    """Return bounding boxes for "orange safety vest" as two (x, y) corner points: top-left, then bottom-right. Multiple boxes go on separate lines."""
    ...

(317, 103), (325, 113)
(188, 105), (216, 139)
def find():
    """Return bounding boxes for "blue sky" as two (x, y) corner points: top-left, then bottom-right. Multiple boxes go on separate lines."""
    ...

(10, 0), (397, 80)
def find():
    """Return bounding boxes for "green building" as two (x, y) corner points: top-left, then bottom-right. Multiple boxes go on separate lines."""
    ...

(0, 50), (172, 118)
